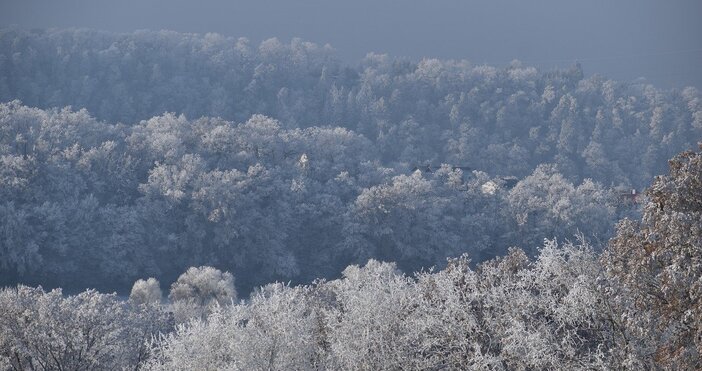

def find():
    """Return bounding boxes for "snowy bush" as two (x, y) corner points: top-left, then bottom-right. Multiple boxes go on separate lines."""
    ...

(169, 266), (237, 322)
(130, 277), (163, 306)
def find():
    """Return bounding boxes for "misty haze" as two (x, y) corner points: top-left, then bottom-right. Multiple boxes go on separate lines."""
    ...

(0, 1), (701, 370)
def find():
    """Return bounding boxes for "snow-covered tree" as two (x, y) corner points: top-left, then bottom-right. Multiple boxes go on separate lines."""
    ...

(130, 277), (163, 306)
(169, 266), (237, 322)
(0, 285), (171, 370)
(603, 144), (702, 369)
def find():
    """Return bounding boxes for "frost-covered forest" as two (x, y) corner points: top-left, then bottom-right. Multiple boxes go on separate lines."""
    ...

(1, 28), (701, 370)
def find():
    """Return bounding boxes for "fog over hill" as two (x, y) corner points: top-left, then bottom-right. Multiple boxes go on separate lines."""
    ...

(2, 0), (701, 89)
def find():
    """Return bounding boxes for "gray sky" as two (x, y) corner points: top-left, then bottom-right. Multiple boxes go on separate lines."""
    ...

(1, 0), (701, 89)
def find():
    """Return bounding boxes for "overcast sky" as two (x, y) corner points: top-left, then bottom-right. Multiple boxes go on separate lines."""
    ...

(1, 0), (701, 89)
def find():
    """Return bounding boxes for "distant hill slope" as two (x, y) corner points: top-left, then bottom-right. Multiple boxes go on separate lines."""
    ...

(1, 28), (700, 188)
(1, 28), (700, 294)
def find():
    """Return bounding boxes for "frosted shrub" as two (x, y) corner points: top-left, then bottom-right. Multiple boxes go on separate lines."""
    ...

(130, 277), (163, 305)
(169, 266), (237, 322)
(0, 285), (172, 370)
(146, 283), (321, 370)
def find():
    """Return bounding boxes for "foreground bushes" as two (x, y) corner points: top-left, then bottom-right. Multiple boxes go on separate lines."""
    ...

(0, 286), (172, 370)
(145, 242), (618, 370)
(0, 239), (697, 370)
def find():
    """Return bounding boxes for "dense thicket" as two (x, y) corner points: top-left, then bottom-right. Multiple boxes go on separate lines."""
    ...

(0, 285), (172, 370)
(147, 245), (615, 370)
(3, 145), (700, 369)
(0, 101), (625, 292)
